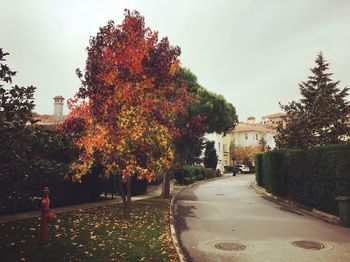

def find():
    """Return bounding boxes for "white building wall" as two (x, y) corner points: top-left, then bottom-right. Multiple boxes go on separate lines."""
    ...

(204, 133), (224, 172)
(231, 131), (276, 148)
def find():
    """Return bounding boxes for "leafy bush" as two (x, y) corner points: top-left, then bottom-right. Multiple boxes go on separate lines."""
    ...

(224, 166), (233, 172)
(0, 126), (105, 215)
(173, 165), (208, 185)
(256, 144), (350, 215)
(205, 168), (216, 179)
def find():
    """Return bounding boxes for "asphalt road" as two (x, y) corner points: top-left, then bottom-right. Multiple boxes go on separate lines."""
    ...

(173, 174), (350, 262)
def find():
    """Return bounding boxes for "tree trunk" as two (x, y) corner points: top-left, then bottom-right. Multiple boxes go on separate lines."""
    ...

(115, 172), (130, 219)
(126, 178), (132, 217)
(160, 172), (171, 199)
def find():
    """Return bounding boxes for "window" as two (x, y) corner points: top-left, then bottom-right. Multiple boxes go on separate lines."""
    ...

(223, 144), (227, 152)
(256, 134), (259, 140)
(245, 133), (248, 140)
(218, 142), (221, 150)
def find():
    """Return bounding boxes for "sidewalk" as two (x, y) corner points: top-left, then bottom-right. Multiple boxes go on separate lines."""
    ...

(0, 183), (174, 224)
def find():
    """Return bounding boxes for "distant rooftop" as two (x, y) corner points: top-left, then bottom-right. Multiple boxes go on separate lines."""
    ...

(231, 122), (277, 133)
(262, 112), (286, 119)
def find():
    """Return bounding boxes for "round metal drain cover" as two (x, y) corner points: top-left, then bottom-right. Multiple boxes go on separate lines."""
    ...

(214, 242), (246, 251)
(292, 240), (324, 250)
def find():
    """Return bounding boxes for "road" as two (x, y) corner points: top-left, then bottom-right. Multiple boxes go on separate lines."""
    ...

(173, 174), (350, 262)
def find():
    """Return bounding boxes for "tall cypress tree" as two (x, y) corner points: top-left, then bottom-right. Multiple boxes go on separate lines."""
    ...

(203, 141), (218, 169)
(276, 53), (350, 149)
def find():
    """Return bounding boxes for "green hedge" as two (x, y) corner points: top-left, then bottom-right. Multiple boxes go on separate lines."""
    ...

(174, 165), (214, 185)
(255, 144), (350, 215)
(255, 154), (263, 186)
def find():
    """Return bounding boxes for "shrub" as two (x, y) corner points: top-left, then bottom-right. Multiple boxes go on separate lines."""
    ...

(255, 154), (263, 186)
(173, 165), (206, 185)
(196, 175), (204, 181)
(257, 144), (350, 215)
(173, 168), (187, 184)
(224, 166), (234, 172)
(183, 177), (191, 185)
(205, 168), (216, 179)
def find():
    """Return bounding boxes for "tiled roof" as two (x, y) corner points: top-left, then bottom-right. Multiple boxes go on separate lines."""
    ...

(262, 112), (286, 119)
(231, 122), (277, 133)
(34, 114), (67, 124)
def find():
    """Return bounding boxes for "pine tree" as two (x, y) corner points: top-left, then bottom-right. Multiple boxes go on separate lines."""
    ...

(258, 137), (268, 152)
(203, 141), (218, 169)
(276, 53), (350, 149)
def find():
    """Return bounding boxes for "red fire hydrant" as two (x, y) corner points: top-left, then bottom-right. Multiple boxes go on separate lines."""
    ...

(40, 187), (55, 245)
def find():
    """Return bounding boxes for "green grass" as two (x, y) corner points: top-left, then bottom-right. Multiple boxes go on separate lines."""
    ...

(0, 198), (178, 261)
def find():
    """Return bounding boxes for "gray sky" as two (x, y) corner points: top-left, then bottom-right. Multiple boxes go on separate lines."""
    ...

(1, 0), (349, 121)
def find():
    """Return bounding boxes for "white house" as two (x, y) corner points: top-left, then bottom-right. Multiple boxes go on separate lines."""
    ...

(222, 115), (281, 166)
(204, 132), (225, 172)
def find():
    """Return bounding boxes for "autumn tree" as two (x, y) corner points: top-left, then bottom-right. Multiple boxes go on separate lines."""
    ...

(231, 143), (261, 164)
(68, 10), (190, 218)
(276, 53), (350, 149)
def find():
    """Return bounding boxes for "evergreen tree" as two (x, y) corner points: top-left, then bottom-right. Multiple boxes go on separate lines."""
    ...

(203, 141), (218, 169)
(258, 137), (268, 152)
(276, 53), (350, 149)
(175, 68), (238, 166)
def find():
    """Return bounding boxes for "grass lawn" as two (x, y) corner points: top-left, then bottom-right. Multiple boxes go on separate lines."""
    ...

(0, 198), (178, 261)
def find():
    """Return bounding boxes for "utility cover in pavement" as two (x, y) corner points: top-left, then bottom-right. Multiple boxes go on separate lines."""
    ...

(292, 240), (324, 250)
(214, 242), (246, 251)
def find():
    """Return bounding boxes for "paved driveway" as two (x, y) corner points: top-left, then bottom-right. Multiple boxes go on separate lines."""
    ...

(173, 175), (350, 262)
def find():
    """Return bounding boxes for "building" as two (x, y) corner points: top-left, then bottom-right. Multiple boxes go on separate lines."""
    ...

(204, 132), (225, 172)
(261, 112), (286, 127)
(221, 114), (285, 166)
(34, 96), (67, 128)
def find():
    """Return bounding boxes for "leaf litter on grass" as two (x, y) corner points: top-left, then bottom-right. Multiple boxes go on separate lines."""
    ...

(0, 197), (178, 261)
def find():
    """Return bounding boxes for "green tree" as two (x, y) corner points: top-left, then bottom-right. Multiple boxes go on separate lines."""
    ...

(175, 68), (238, 165)
(0, 48), (37, 198)
(275, 53), (350, 149)
(203, 141), (218, 169)
(0, 49), (79, 214)
(258, 137), (268, 152)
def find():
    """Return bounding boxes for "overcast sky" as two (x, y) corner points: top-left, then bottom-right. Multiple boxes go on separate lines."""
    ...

(1, 0), (349, 121)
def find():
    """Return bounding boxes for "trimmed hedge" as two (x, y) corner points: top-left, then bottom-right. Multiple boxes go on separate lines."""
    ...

(174, 165), (215, 185)
(255, 144), (350, 215)
(255, 154), (263, 186)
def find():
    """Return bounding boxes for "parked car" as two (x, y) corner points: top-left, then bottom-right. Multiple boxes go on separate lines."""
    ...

(234, 164), (250, 174)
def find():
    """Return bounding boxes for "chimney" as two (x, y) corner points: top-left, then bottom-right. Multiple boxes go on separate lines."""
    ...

(53, 95), (65, 123)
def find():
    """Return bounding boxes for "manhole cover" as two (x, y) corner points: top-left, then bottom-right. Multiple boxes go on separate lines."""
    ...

(292, 241), (325, 250)
(214, 242), (246, 251)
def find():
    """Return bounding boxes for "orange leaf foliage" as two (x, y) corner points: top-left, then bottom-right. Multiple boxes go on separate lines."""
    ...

(66, 10), (192, 182)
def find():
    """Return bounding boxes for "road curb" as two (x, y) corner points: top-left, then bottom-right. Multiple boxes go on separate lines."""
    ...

(250, 181), (340, 226)
(169, 175), (229, 262)
(169, 188), (186, 262)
